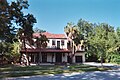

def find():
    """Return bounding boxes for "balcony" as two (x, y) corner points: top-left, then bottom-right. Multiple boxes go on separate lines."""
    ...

(76, 45), (85, 51)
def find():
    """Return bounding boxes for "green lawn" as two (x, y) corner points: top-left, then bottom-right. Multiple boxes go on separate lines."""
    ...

(0, 64), (111, 78)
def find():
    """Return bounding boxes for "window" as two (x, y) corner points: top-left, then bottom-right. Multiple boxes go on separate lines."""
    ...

(67, 41), (70, 46)
(61, 40), (64, 46)
(52, 40), (55, 45)
(48, 40), (50, 43)
(81, 45), (84, 50)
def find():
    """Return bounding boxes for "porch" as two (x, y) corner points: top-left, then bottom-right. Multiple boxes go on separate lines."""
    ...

(20, 48), (85, 64)
(20, 48), (70, 64)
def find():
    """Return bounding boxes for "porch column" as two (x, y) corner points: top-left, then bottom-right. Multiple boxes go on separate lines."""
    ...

(39, 52), (42, 63)
(51, 53), (54, 63)
(62, 53), (67, 62)
(73, 56), (75, 63)
(82, 53), (85, 63)
(34, 54), (35, 63)
(53, 53), (55, 62)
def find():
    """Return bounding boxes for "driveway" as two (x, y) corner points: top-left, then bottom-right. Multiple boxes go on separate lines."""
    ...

(83, 62), (120, 70)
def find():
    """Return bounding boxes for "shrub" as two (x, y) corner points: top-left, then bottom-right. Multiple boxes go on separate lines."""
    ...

(109, 53), (120, 64)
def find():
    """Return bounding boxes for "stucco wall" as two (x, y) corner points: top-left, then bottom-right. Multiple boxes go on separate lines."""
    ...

(46, 53), (55, 62)
(73, 52), (85, 63)
(31, 52), (85, 63)
(62, 53), (67, 62)
(47, 39), (67, 49)
(47, 53), (52, 62)
(46, 53), (68, 63)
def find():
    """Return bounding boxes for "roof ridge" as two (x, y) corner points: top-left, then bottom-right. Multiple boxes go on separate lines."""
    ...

(33, 32), (66, 39)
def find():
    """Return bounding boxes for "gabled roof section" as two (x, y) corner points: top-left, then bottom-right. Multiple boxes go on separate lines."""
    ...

(33, 32), (67, 39)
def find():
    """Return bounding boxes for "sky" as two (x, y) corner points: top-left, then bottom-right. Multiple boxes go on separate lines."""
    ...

(8, 0), (120, 34)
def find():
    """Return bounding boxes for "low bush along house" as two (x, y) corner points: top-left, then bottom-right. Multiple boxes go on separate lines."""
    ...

(20, 32), (85, 64)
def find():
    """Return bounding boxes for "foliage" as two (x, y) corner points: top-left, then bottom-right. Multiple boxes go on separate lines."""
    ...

(35, 34), (48, 48)
(0, 41), (21, 63)
(0, 42), (13, 62)
(64, 22), (84, 49)
(107, 52), (120, 64)
(0, 0), (16, 42)
(0, 0), (36, 42)
(77, 19), (93, 39)
(66, 18), (120, 65)
(0, 0), (36, 63)
(10, 0), (37, 44)
(33, 27), (46, 33)
(64, 23), (81, 63)
(11, 42), (21, 63)
(87, 23), (120, 64)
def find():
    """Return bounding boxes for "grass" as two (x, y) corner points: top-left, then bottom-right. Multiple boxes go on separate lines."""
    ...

(0, 64), (111, 79)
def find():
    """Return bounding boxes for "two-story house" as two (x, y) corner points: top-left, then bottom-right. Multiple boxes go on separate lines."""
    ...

(20, 32), (85, 64)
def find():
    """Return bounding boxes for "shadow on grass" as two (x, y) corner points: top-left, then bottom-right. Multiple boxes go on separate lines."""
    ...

(0, 64), (111, 79)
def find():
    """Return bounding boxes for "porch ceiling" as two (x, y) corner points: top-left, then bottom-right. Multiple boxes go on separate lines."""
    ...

(20, 48), (71, 53)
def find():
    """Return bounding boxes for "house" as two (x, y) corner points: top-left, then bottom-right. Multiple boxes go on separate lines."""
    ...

(20, 32), (85, 64)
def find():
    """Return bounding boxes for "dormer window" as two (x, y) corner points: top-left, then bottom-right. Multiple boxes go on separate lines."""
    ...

(61, 40), (64, 46)
(52, 40), (55, 45)
(81, 45), (84, 50)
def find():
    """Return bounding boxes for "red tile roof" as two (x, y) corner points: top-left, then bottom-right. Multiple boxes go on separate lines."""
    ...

(33, 32), (67, 39)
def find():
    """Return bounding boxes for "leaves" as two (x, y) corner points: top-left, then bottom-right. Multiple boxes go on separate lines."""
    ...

(35, 34), (48, 49)
(0, 0), (36, 63)
(65, 19), (120, 64)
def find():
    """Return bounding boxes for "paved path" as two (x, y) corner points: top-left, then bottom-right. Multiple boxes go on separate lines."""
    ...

(83, 62), (120, 70)
(83, 62), (117, 67)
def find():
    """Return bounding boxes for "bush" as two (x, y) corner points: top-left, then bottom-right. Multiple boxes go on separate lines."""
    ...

(109, 53), (120, 64)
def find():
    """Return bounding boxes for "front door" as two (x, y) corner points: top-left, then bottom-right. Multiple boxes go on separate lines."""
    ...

(67, 56), (71, 63)
(55, 53), (62, 63)
(57, 41), (60, 49)
(42, 53), (47, 63)
(75, 56), (83, 63)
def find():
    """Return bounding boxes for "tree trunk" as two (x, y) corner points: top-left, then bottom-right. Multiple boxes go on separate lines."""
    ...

(101, 53), (103, 68)
(38, 42), (42, 65)
(71, 41), (75, 64)
(38, 52), (41, 65)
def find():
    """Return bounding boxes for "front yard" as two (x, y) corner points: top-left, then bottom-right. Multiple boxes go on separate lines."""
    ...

(0, 64), (111, 79)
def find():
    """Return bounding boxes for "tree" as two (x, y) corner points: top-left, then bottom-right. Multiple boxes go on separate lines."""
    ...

(77, 19), (95, 61)
(12, 0), (36, 65)
(35, 34), (48, 64)
(0, 0), (36, 64)
(87, 23), (117, 67)
(88, 25), (106, 67)
(35, 34), (48, 48)
(64, 22), (82, 63)
(116, 27), (120, 39)
(9, 0), (36, 44)
(33, 27), (46, 33)
(0, 0), (16, 42)
(77, 19), (93, 39)
(0, 42), (13, 63)
(0, 0), (36, 45)
(11, 41), (21, 63)
(65, 19), (120, 65)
